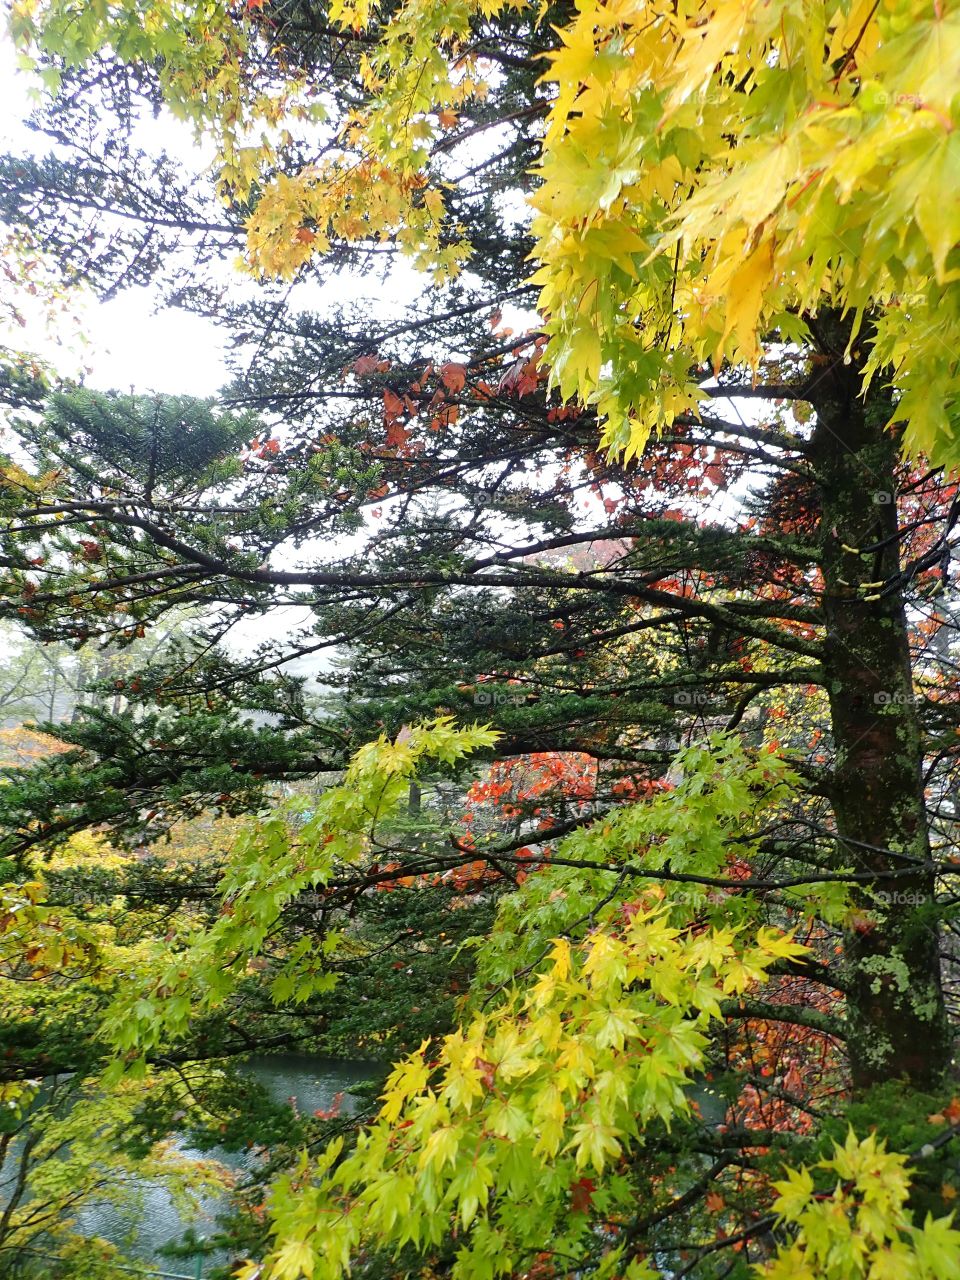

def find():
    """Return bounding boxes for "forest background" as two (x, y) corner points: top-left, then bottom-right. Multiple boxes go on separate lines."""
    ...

(3, 3), (960, 1280)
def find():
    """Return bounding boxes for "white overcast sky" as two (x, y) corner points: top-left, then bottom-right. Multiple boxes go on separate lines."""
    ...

(0, 30), (542, 663)
(0, 27), (538, 401)
(0, 27), (752, 671)
(0, 29), (231, 396)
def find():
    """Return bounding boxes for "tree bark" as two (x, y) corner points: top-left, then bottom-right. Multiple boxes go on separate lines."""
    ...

(810, 322), (950, 1089)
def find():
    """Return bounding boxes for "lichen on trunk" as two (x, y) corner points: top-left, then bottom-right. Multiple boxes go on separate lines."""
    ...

(810, 321), (950, 1089)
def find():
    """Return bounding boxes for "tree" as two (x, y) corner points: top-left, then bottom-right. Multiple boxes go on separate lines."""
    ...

(0, 823), (269, 1278)
(77, 722), (960, 1280)
(0, 620), (173, 727)
(4, 347), (957, 1095)
(13, 0), (960, 462)
(0, 1068), (232, 1276)
(3, 2), (960, 1276)
(0, 623), (71, 725)
(5, 384), (960, 1271)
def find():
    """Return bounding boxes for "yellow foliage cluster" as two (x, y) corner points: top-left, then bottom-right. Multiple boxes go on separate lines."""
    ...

(14, 1), (960, 459)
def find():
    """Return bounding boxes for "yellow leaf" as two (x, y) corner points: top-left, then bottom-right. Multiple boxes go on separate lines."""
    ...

(913, 133), (960, 282)
(271, 1238), (316, 1279)
(707, 235), (776, 368)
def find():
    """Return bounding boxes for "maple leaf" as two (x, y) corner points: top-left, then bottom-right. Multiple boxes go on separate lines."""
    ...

(385, 419), (412, 449)
(439, 361), (467, 393)
(474, 1057), (496, 1089)
(569, 1176), (595, 1214)
(383, 388), (405, 422)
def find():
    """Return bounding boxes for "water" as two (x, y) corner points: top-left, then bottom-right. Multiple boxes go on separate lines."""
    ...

(24, 1060), (726, 1277)
(71, 1054), (381, 1275)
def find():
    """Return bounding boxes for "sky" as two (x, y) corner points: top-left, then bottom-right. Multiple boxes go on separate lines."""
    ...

(0, 25), (747, 672)
(0, 27), (539, 402)
(0, 31), (466, 663)
(0, 29), (230, 397)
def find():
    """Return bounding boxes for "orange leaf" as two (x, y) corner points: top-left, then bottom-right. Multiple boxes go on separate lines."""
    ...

(570, 1177), (595, 1214)
(385, 420), (412, 448)
(440, 361), (467, 393)
(383, 388), (405, 421)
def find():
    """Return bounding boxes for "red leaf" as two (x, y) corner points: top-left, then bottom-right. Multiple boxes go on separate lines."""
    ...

(385, 420), (412, 448)
(570, 1177), (595, 1214)
(474, 1057), (497, 1089)
(383, 389), (405, 422)
(440, 362), (467, 393)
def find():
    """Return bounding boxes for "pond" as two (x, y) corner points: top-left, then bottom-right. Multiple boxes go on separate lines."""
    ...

(71, 1054), (381, 1277)
(20, 1059), (726, 1278)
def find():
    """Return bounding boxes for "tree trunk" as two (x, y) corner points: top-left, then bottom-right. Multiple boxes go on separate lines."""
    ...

(809, 322), (950, 1090)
